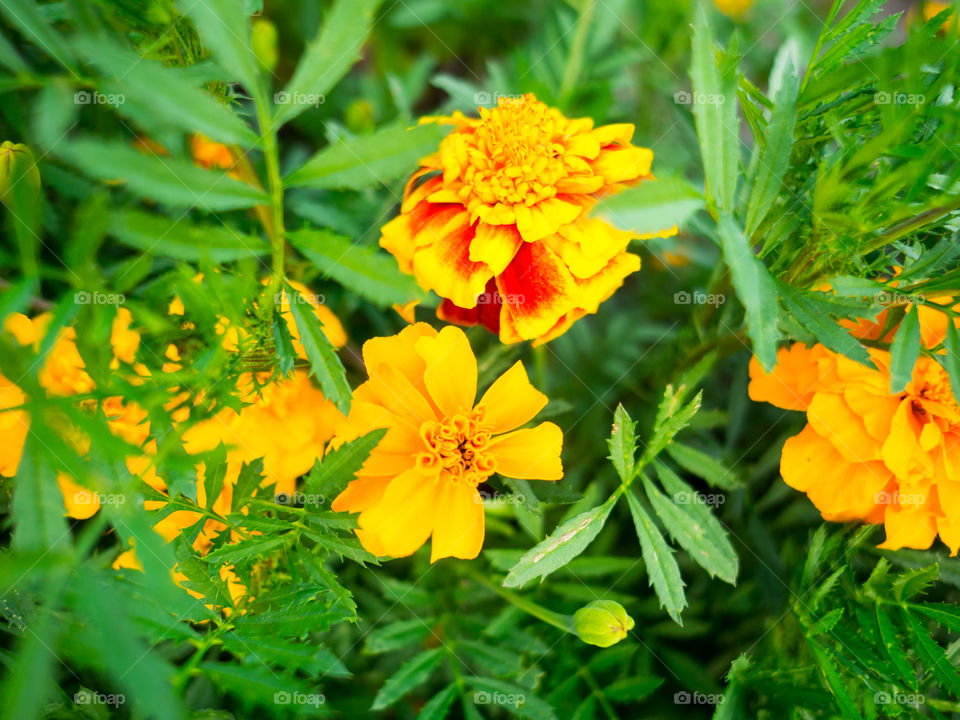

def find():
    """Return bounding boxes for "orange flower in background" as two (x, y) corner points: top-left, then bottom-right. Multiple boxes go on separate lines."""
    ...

(749, 303), (960, 553)
(332, 324), (563, 562)
(381, 93), (676, 344)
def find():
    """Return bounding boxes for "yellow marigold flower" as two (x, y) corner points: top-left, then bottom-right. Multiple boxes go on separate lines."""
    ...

(332, 324), (563, 562)
(0, 372), (27, 478)
(380, 93), (674, 344)
(749, 304), (960, 553)
(714, 0), (753, 19)
(190, 133), (236, 171)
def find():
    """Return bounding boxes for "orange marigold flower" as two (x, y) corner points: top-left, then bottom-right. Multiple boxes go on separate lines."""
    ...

(749, 303), (960, 554)
(332, 323), (563, 562)
(380, 93), (675, 344)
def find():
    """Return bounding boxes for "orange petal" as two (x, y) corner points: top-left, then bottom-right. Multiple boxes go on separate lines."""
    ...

(478, 361), (548, 434)
(497, 242), (577, 340)
(430, 481), (484, 562)
(879, 503), (938, 551)
(357, 469), (438, 558)
(747, 344), (828, 411)
(412, 211), (493, 308)
(332, 476), (392, 513)
(487, 422), (563, 480)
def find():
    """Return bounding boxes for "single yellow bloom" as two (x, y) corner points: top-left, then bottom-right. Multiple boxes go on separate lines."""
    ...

(332, 323), (563, 562)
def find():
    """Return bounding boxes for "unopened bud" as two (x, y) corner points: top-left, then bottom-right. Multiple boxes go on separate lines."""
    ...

(573, 600), (635, 648)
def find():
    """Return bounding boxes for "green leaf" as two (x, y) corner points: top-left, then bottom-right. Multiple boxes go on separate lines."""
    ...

(74, 36), (257, 147)
(595, 174), (702, 236)
(275, 0), (383, 125)
(690, 4), (739, 212)
(745, 61), (798, 235)
(59, 137), (268, 211)
(109, 209), (268, 262)
(364, 618), (433, 654)
(0, 0), (73, 69)
(305, 428), (387, 498)
(626, 489), (686, 624)
(417, 684), (458, 720)
(199, 662), (311, 708)
(807, 640), (863, 720)
(665, 442), (741, 490)
(288, 228), (422, 306)
(503, 497), (616, 588)
(607, 404), (637, 483)
(904, 611), (960, 698)
(944, 320), (960, 402)
(888, 304), (921, 393)
(641, 387), (702, 465)
(178, 0), (261, 95)
(371, 647), (445, 710)
(11, 437), (70, 553)
(649, 463), (738, 584)
(779, 285), (871, 366)
(284, 123), (448, 190)
(285, 282), (352, 413)
(717, 215), (780, 371)
(875, 605), (916, 689)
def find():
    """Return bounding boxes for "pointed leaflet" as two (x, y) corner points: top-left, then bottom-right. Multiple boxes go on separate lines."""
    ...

(888, 304), (921, 393)
(288, 228), (422, 306)
(371, 648), (445, 710)
(284, 123), (448, 190)
(285, 282), (352, 413)
(944, 318), (960, 401)
(626, 489), (686, 625)
(109, 209), (268, 262)
(595, 174), (703, 237)
(717, 214), (780, 371)
(607, 404), (637, 483)
(304, 428), (387, 498)
(177, 0), (261, 95)
(503, 496), (617, 588)
(275, 0), (383, 125)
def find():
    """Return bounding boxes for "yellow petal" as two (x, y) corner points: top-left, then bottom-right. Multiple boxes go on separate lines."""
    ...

(487, 422), (563, 480)
(430, 481), (484, 562)
(415, 326), (477, 417)
(57, 473), (100, 519)
(332, 476), (392, 513)
(879, 503), (938, 550)
(478, 361), (548, 434)
(357, 469), (438, 558)
(469, 222), (523, 274)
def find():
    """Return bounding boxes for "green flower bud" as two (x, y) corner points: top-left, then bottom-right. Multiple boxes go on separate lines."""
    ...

(573, 600), (635, 648)
(345, 99), (375, 135)
(0, 141), (40, 206)
(251, 19), (279, 72)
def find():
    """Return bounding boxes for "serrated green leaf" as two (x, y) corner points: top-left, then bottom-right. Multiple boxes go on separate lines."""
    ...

(108, 209), (268, 262)
(371, 647), (444, 710)
(503, 497), (616, 588)
(289, 228), (422, 306)
(945, 321), (960, 402)
(364, 619), (433, 655)
(463, 676), (557, 720)
(889, 304), (921, 393)
(284, 123), (448, 190)
(607, 404), (637, 483)
(286, 282), (352, 413)
(417, 684), (458, 720)
(626, 490), (686, 625)
(178, 0), (261, 95)
(305, 428), (387, 498)
(595, 174), (702, 236)
(665, 442), (741, 490)
(875, 605), (916, 689)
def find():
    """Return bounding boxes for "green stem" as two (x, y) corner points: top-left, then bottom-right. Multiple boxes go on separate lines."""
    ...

(559, 0), (597, 102)
(579, 666), (620, 720)
(464, 567), (574, 633)
(254, 93), (286, 314)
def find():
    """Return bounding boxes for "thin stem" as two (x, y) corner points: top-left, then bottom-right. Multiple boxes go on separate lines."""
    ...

(463, 567), (574, 633)
(559, 0), (597, 103)
(254, 93), (286, 315)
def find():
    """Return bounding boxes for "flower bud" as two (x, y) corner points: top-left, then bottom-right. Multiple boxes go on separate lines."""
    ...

(251, 19), (278, 72)
(0, 141), (41, 206)
(573, 600), (635, 648)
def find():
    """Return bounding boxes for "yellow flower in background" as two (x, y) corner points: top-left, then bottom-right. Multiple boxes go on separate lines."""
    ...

(749, 303), (960, 553)
(380, 93), (676, 345)
(332, 324), (563, 562)
(714, 0), (754, 19)
(189, 133), (236, 172)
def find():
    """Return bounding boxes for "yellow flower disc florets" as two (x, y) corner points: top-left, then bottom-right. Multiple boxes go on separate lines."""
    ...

(417, 407), (496, 485)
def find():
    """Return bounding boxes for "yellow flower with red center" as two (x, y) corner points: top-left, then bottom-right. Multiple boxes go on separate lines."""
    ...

(332, 323), (563, 562)
(749, 303), (960, 553)
(380, 93), (676, 344)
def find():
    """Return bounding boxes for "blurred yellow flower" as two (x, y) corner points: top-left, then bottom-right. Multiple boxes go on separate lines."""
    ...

(332, 324), (563, 562)
(749, 303), (960, 553)
(714, 0), (753, 18)
(381, 93), (675, 344)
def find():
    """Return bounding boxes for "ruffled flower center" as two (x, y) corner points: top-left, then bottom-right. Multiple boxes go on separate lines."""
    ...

(911, 360), (960, 428)
(458, 96), (569, 207)
(416, 407), (496, 485)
